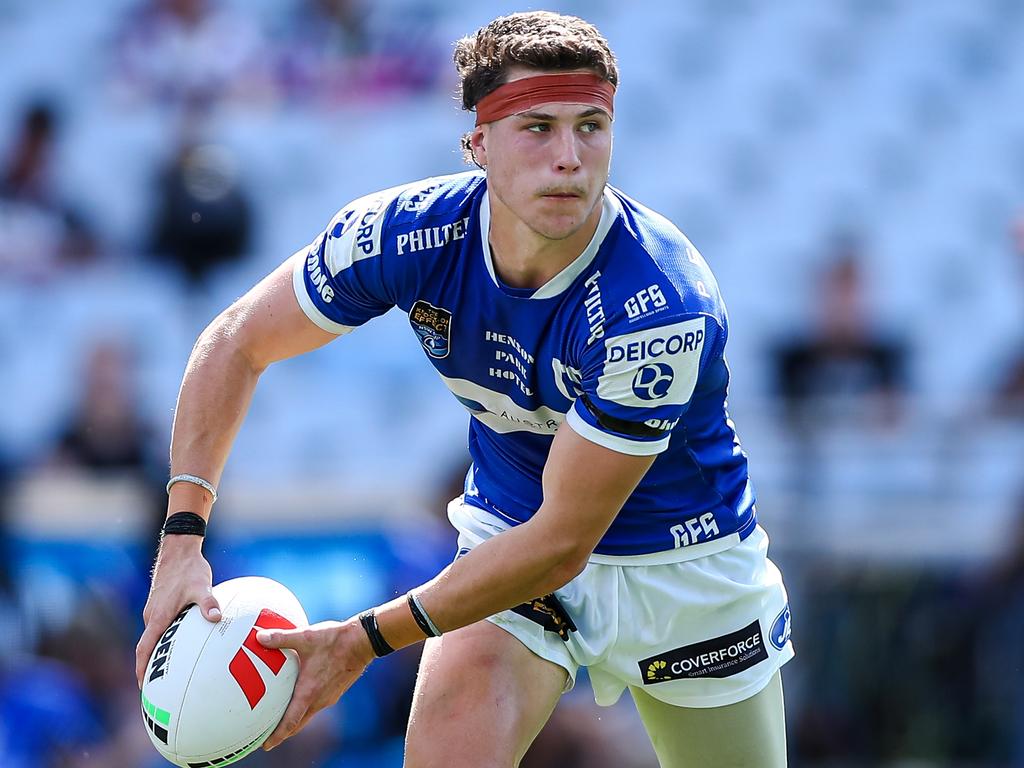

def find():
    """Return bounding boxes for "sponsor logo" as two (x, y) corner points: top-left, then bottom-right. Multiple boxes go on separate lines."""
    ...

(638, 620), (768, 684)
(670, 513), (721, 547)
(322, 193), (388, 276)
(552, 358), (583, 401)
(644, 416), (679, 432)
(631, 362), (674, 401)
(148, 606), (190, 683)
(398, 183), (442, 212)
(583, 271), (606, 345)
(329, 209), (358, 239)
(769, 605), (791, 650)
(440, 374), (564, 435)
(305, 248), (335, 303)
(608, 329), (704, 364)
(625, 284), (668, 320)
(511, 593), (577, 642)
(410, 300), (452, 358)
(396, 216), (469, 255)
(484, 331), (535, 396)
(597, 319), (706, 409)
(353, 202), (385, 256)
(228, 608), (296, 710)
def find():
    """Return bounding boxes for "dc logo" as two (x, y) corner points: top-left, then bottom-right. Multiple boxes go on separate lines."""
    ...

(631, 363), (674, 400)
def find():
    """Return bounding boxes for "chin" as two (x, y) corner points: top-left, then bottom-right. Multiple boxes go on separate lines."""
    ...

(532, 218), (584, 241)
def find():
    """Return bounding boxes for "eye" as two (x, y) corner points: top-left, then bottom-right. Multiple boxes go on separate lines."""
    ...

(579, 121), (602, 133)
(527, 123), (551, 133)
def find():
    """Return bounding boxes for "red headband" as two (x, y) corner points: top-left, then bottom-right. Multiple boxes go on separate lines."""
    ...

(474, 73), (615, 126)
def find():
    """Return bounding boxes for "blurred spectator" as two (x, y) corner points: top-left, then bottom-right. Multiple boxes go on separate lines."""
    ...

(34, 594), (155, 768)
(989, 213), (1024, 418)
(148, 121), (253, 287)
(111, 0), (268, 108)
(52, 339), (152, 472)
(772, 234), (909, 433)
(47, 337), (166, 542)
(0, 101), (100, 280)
(271, 0), (446, 107)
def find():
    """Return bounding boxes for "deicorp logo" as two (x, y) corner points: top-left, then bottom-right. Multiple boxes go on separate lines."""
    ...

(229, 609), (296, 709)
(597, 318), (706, 409)
(631, 362), (674, 401)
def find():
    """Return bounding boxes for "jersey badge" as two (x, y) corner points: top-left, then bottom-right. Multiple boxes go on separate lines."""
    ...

(409, 300), (452, 359)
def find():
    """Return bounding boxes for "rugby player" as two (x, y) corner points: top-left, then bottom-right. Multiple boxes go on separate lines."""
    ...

(137, 11), (794, 767)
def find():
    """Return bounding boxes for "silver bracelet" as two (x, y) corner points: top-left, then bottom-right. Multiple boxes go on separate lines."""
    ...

(409, 592), (443, 638)
(166, 473), (218, 505)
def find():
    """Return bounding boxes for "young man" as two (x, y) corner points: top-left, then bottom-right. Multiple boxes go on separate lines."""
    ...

(136, 11), (794, 767)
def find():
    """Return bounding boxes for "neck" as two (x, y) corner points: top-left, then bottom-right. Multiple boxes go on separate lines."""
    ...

(487, 191), (604, 290)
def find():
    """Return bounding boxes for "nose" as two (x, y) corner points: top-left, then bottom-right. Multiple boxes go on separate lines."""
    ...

(552, 128), (581, 173)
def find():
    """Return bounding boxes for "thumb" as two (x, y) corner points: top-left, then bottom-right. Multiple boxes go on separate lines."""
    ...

(198, 593), (222, 622)
(256, 627), (299, 649)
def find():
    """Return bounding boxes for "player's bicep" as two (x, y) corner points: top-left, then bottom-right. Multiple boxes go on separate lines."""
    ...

(533, 423), (656, 558)
(220, 251), (339, 371)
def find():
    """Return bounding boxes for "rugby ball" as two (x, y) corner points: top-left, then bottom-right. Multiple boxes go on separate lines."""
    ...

(141, 576), (308, 767)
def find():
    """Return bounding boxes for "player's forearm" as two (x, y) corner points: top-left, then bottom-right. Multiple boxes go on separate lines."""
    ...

(167, 311), (265, 519)
(373, 512), (587, 650)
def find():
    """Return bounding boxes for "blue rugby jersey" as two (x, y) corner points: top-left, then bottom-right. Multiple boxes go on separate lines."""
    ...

(293, 171), (757, 559)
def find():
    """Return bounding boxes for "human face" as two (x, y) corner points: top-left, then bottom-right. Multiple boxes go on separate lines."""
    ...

(471, 68), (613, 242)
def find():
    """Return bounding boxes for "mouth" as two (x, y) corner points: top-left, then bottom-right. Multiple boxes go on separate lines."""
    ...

(540, 192), (583, 200)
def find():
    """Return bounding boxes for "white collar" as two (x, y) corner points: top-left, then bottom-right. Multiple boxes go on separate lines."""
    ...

(479, 186), (620, 299)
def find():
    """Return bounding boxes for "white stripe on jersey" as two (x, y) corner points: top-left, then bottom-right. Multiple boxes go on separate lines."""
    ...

(439, 374), (565, 435)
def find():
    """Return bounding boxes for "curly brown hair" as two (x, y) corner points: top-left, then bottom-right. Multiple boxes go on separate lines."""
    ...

(453, 11), (619, 165)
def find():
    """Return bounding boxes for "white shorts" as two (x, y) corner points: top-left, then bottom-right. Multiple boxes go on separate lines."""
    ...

(448, 497), (795, 709)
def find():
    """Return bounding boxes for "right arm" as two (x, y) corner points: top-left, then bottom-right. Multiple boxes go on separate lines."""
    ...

(135, 251), (339, 687)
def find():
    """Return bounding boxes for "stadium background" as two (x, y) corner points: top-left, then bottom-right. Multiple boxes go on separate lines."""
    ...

(1, 0), (1023, 765)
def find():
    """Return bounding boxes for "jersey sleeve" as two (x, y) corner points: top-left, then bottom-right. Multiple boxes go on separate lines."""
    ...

(566, 314), (722, 456)
(291, 188), (400, 334)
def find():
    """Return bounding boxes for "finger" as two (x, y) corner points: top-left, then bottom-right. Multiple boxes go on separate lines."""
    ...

(263, 701), (309, 751)
(290, 707), (319, 738)
(198, 591), (222, 622)
(256, 628), (301, 649)
(136, 617), (171, 688)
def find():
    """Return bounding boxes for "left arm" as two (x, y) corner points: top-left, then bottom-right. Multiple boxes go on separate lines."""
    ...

(259, 423), (654, 750)
(380, 422), (657, 641)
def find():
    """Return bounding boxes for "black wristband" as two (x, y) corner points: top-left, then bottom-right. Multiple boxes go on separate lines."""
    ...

(358, 610), (395, 657)
(161, 511), (207, 538)
(407, 593), (441, 638)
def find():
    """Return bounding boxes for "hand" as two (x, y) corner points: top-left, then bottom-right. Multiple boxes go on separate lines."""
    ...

(257, 618), (376, 751)
(135, 535), (221, 688)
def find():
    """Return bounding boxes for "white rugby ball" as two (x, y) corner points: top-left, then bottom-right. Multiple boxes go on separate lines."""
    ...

(141, 576), (308, 767)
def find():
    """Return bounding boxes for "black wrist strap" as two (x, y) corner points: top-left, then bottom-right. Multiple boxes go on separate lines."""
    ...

(359, 610), (395, 657)
(161, 511), (208, 538)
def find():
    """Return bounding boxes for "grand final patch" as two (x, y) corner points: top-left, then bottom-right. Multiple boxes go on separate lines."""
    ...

(638, 620), (768, 684)
(409, 300), (452, 359)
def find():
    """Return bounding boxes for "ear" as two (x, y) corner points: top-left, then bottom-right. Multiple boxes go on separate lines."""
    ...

(470, 126), (488, 168)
